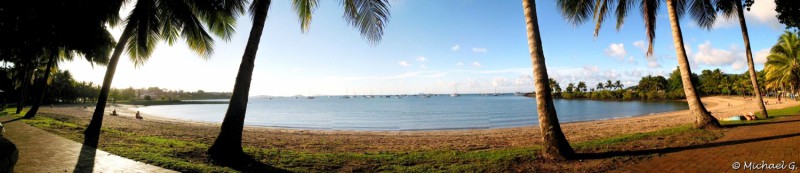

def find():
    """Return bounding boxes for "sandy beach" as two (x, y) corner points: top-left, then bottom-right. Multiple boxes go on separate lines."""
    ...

(39, 95), (799, 153)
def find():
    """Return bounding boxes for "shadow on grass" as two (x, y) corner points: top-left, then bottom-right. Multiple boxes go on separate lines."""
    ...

(73, 136), (98, 172)
(576, 131), (800, 160)
(213, 154), (290, 173)
(1, 118), (23, 124)
(722, 119), (800, 128)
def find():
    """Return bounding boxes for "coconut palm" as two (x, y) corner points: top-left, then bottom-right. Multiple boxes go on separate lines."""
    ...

(557, 0), (721, 129)
(604, 80), (614, 90)
(0, 1), (120, 117)
(615, 80), (623, 90)
(597, 82), (604, 90)
(715, 0), (768, 118)
(765, 31), (800, 101)
(83, 0), (245, 142)
(208, 0), (391, 165)
(522, 0), (575, 160)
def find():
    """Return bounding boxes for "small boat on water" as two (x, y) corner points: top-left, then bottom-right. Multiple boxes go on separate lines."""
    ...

(306, 96), (316, 99)
(450, 93), (460, 97)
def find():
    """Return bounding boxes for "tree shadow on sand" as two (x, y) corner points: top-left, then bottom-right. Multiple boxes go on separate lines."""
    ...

(73, 136), (98, 172)
(576, 131), (800, 160)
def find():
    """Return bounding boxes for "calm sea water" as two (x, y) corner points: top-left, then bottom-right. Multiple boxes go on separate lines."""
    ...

(137, 94), (688, 131)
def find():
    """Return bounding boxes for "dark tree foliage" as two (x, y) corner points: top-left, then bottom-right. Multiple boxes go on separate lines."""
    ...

(747, 0), (800, 29)
(774, 0), (800, 29)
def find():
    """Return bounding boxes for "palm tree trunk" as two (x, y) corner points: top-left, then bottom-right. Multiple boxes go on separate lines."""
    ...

(83, 27), (133, 143)
(15, 67), (32, 114)
(209, 0), (271, 164)
(735, 1), (768, 118)
(23, 51), (56, 119)
(665, 0), (720, 129)
(522, 0), (574, 160)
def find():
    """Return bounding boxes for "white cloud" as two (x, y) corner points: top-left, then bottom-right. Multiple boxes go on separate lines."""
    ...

(712, 17), (738, 28)
(605, 43), (627, 60)
(692, 41), (742, 68)
(754, 48), (769, 65)
(633, 40), (647, 52)
(646, 57), (661, 68)
(451, 45), (460, 51)
(472, 61), (482, 67)
(514, 75), (533, 86)
(748, 0), (781, 28)
(627, 56), (637, 64)
(713, 0), (781, 29)
(456, 62), (464, 67)
(472, 47), (488, 53)
(416, 56), (427, 62)
(398, 61), (411, 67)
(492, 77), (507, 87)
(420, 64), (427, 69)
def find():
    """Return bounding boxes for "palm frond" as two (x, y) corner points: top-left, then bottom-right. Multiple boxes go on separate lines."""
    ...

(557, 0), (597, 26)
(614, 0), (634, 30)
(187, 0), (245, 41)
(125, 0), (161, 67)
(714, 0), (738, 19)
(688, 0), (717, 29)
(293, 0), (320, 32)
(592, 0), (612, 38)
(342, 0), (391, 44)
(641, 0), (659, 57)
(158, 0), (215, 58)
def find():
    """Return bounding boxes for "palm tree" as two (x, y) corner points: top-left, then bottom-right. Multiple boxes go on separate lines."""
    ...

(523, 0), (575, 160)
(597, 82), (604, 90)
(1, 1), (120, 116)
(577, 81), (587, 93)
(566, 83), (575, 93)
(715, 0), (768, 118)
(83, 0), (244, 142)
(557, 0), (721, 129)
(615, 80), (623, 90)
(765, 31), (800, 101)
(208, 0), (392, 165)
(604, 80), (614, 91)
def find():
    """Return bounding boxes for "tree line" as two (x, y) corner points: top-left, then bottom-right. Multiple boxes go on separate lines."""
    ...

(547, 68), (775, 100)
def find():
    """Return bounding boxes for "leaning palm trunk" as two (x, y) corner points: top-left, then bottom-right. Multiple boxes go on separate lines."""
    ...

(523, 0), (574, 160)
(734, 1), (768, 118)
(666, 0), (720, 129)
(84, 27), (133, 142)
(208, 0), (271, 164)
(23, 51), (56, 119)
(15, 67), (33, 114)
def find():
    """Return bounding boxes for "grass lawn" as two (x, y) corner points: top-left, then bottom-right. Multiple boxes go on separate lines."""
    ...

(720, 104), (800, 126)
(8, 105), (799, 172)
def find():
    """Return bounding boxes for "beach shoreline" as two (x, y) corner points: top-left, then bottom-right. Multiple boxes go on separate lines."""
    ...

(40, 95), (798, 153)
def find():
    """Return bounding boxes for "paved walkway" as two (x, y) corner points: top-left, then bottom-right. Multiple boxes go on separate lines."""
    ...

(616, 116), (800, 172)
(0, 116), (175, 172)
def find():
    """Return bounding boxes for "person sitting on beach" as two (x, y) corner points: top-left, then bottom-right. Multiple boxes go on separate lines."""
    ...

(743, 112), (757, 121)
(111, 109), (118, 116)
(135, 111), (143, 120)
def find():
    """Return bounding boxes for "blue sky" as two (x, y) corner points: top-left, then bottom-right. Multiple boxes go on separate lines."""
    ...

(62, 0), (787, 96)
